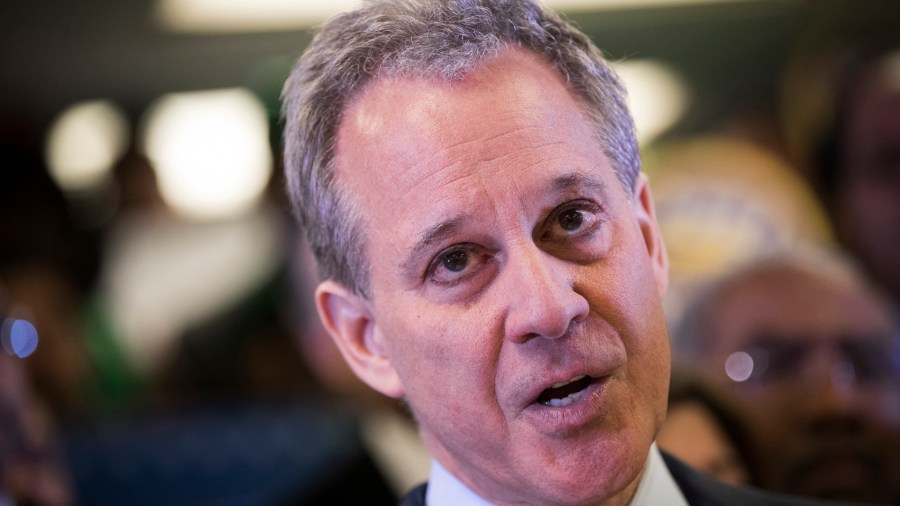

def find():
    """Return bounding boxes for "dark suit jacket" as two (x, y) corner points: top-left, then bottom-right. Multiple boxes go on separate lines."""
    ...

(398, 452), (843, 506)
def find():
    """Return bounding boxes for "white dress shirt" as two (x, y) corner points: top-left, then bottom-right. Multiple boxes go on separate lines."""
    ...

(425, 443), (689, 506)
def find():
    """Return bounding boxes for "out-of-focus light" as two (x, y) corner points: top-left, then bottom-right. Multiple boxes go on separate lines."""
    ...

(879, 50), (900, 89)
(612, 59), (689, 146)
(45, 100), (130, 192)
(1, 318), (39, 359)
(548, 0), (779, 10)
(100, 205), (286, 376)
(157, 0), (787, 33)
(724, 351), (754, 382)
(156, 0), (362, 32)
(141, 88), (272, 221)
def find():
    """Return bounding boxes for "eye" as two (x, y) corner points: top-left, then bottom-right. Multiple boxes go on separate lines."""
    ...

(558, 208), (584, 231)
(541, 201), (602, 242)
(426, 244), (493, 286)
(442, 250), (469, 273)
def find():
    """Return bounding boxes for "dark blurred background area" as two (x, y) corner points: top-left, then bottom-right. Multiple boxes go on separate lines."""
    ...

(1, 0), (898, 504)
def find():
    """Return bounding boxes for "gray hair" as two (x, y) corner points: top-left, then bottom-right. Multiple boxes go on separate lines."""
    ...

(282, 0), (639, 297)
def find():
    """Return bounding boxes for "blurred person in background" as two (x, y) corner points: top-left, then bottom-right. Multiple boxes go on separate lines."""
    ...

(815, 48), (900, 309)
(0, 146), (116, 505)
(780, 0), (900, 309)
(640, 135), (833, 331)
(675, 247), (900, 503)
(656, 371), (753, 487)
(62, 144), (378, 505)
(0, 350), (75, 506)
(0, 146), (101, 422)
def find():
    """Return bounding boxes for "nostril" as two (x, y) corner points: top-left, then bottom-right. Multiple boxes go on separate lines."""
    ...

(508, 304), (585, 343)
(519, 332), (539, 343)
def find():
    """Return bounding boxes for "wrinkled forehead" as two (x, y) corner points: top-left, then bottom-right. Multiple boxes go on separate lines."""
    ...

(333, 47), (606, 191)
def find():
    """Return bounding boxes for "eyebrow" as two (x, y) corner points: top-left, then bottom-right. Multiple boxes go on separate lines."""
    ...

(400, 213), (469, 277)
(550, 172), (609, 197)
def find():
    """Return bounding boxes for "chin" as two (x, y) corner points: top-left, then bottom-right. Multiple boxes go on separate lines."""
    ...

(513, 443), (646, 506)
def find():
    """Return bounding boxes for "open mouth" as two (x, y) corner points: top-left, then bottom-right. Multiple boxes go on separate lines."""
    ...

(535, 375), (595, 407)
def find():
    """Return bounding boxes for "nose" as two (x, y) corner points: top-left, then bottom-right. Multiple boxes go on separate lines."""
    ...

(501, 242), (589, 343)
(799, 347), (858, 416)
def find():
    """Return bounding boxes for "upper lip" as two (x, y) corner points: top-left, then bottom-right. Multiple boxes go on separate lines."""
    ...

(511, 323), (628, 410)
(550, 375), (587, 389)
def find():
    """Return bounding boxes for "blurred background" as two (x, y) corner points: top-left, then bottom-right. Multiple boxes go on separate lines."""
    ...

(1, 0), (898, 504)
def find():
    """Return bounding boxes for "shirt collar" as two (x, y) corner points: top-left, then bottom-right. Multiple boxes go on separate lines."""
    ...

(630, 444), (690, 506)
(425, 457), (494, 506)
(425, 443), (688, 506)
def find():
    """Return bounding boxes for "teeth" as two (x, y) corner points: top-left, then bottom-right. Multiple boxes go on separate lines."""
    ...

(544, 388), (587, 407)
(550, 375), (586, 389)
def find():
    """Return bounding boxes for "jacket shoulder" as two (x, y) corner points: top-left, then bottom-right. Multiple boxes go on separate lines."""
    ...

(398, 456), (851, 506)
(662, 451), (850, 506)
(398, 483), (427, 506)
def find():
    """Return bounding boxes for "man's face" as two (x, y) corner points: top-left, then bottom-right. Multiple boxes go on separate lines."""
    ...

(323, 49), (670, 505)
(837, 70), (900, 301)
(705, 267), (900, 502)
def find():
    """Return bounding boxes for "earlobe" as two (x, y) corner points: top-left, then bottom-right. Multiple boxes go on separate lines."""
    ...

(633, 173), (669, 296)
(315, 280), (405, 398)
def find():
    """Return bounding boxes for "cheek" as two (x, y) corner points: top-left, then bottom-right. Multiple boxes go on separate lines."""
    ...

(380, 299), (514, 461)
(585, 226), (670, 362)
(578, 228), (671, 427)
(619, 236), (671, 411)
(634, 325), (671, 433)
(381, 298), (503, 402)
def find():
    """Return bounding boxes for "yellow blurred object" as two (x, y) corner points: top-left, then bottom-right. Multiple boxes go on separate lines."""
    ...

(643, 136), (833, 323)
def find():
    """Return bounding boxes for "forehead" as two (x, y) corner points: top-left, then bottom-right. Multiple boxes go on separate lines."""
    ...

(332, 48), (621, 243)
(711, 267), (890, 347)
(338, 48), (595, 165)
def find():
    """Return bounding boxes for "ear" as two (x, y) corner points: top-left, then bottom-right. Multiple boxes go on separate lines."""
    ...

(633, 172), (669, 297)
(314, 280), (405, 398)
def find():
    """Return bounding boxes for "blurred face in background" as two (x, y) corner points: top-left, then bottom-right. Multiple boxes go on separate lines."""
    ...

(703, 265), (900, 503)
(656, 399), (750, 486)
(834, 54), (900, 303)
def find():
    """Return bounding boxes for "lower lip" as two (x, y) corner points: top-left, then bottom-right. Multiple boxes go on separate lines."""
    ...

(522, 378), (610, 435)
